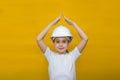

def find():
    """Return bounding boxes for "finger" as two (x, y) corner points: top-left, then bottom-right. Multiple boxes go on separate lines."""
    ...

(60, 14), (63, 18)
(55, 15), (61, 21)
(53, 15), (61, 23)
(58, 14), (63, 19)
(63, 15), (69, 21)
(63, 14), (66, 19)
(64, 16), (70, 22)
(61, 13), (64, 17)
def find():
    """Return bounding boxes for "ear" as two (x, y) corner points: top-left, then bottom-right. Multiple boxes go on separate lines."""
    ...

(67, 41), (70, 45)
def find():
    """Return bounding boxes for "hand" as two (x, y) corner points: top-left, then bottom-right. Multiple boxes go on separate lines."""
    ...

(63, 14), (75, 25)
(49, 14), (62, 26)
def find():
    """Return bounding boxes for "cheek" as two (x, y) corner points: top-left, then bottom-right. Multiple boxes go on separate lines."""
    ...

(54, 43), (58, 47)
(64, 43), (69, 47)
(53, 43), (56, 46)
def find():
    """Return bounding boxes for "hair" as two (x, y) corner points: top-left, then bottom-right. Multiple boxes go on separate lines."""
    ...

(51, 37), (70, 53)
(51, 37), (71, 43)
(66, 49), (69, 53)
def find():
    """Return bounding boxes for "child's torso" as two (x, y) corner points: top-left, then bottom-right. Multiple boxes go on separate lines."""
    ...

(48, 53), (76, 80)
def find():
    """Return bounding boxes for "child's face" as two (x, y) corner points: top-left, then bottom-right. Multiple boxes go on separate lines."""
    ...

(53, 37), (69, 54)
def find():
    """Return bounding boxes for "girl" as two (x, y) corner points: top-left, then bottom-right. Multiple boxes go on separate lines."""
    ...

(36, 14), (88, 80)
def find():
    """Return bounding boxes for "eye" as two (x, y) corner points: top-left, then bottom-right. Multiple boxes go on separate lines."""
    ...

(56, 40), (60, 43)
(62, 40), (67, 43)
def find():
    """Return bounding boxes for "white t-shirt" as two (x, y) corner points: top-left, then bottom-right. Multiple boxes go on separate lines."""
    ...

(44, 47), (81, 80)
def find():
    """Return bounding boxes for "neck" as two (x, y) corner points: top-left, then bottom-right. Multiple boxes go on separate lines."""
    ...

(58, 51), (67, 54)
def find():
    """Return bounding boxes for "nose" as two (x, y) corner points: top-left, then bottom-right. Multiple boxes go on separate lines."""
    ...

(59, 42), (63, 47)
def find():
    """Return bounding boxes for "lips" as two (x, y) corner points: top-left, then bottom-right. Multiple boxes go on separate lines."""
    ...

(58, 48), (64, 50)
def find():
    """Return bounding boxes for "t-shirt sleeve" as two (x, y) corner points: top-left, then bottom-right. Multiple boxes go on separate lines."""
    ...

(44, 47), (53, 62)
(69, 47), (81, 61)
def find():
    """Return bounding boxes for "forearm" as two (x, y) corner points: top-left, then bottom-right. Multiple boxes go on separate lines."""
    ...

(37, 15), (61, 41)
(73, 23), (88, 40)
(63, 14), (88, 52)
(36, 24), (52, 41)
(63, 14), (88, 40)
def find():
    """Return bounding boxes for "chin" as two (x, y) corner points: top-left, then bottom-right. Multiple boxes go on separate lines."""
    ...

(57, 50), (66, 53)
(56, 48), (67, 53)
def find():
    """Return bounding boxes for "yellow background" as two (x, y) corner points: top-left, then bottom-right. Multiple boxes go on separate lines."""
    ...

(0, 0), (120, 80)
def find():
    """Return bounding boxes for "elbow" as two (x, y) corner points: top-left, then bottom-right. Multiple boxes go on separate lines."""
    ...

(36, 38), (39, 43)
(36, 37), (39, 41)
(83, 36), (88, 41)
(36, 37), (41, 42)
(36, 37), (43, 43)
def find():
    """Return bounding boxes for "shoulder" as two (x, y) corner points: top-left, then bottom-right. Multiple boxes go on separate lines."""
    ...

(69, 46), (81, 61)
(44, 47), (55, 55)
(44, 47), (56, 60)
(69, 46), (80, 54)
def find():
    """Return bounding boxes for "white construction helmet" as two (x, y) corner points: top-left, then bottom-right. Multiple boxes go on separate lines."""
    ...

(51, 25), (73, 42)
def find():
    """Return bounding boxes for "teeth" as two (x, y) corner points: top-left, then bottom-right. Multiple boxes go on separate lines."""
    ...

(59, 48), (64, 49)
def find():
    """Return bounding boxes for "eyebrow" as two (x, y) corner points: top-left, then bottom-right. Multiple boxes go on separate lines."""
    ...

(55, 39), (67, 41)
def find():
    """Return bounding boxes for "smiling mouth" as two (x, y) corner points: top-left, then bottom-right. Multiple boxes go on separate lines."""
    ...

(58, 48), (64, 50)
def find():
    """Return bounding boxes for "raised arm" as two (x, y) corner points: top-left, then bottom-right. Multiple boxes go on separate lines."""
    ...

(36, 15), (62, 53)
(63, 15), (88, 53)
